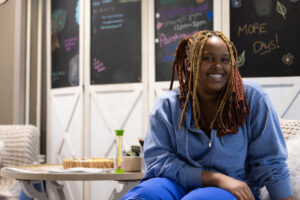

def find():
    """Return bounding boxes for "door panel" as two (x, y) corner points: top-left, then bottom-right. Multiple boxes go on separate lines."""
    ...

(47, 88), (83, 200)
(256, 78), (300, 119)
(88, 83), (143, 199)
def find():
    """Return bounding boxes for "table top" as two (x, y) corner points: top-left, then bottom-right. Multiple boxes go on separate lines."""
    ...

(1, 164), (144, 181)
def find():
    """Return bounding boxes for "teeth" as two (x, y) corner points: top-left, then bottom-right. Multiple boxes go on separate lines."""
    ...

(208, 74), (223, 79)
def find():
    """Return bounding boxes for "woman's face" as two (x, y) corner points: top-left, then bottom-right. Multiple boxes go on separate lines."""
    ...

(196, 36), (232, 96)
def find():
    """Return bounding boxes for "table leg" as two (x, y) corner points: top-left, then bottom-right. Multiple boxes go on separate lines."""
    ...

(112, 181), (140, 200)
(46, 181), (66, 200)
(20, 180), (47, 200)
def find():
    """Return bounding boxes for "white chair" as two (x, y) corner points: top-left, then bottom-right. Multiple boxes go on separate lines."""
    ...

(0, 125), (39, 199)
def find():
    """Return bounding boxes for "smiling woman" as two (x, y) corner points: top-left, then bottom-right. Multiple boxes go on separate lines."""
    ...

(122, 30), (294, 200)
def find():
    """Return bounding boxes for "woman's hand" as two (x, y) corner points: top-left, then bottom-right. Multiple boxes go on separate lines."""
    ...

(202, 170), (255, 200)
(215, 174), (255, 200)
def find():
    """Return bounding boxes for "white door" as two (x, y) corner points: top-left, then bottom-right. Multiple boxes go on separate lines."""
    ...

(86, 83), (144, 200)
(47, 0), (84, 199)
(47, 88), (84, 200)
(84, 0), (146, 199)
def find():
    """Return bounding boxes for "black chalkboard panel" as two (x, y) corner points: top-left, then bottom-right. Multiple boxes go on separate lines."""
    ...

(91, 0), (141, 84)
(51, 0), (79, 88)
(155, 0), (213, 81)
(230, 0), (300, 77)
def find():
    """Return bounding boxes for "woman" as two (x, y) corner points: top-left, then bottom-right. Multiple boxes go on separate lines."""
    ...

(122, 30), (293, 200)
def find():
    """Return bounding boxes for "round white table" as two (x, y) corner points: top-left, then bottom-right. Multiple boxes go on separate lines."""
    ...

(1, 164), (144, 200)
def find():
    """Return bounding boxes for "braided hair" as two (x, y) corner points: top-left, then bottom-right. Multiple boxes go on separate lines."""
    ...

(170, 30), (250, 136)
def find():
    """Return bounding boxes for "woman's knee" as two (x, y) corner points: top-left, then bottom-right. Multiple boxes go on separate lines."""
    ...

(182, 187), (237, 200)
(122, 177), (186, 200)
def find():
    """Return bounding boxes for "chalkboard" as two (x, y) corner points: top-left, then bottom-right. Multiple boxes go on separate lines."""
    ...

(51, 0), (80, 88)
(230, 0), (300, 77)
(91, 0), (141, 84)
(155, 0), (213, 81)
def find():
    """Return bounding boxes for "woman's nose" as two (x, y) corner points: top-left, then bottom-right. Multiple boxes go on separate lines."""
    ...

(212, 62), (222, 69)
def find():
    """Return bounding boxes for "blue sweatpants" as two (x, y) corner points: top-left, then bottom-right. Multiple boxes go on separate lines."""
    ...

(122, 177), (260, 200)
(19, 181), (45, 200)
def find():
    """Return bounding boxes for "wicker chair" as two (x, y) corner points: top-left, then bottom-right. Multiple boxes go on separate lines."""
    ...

(0, 125), (39, 200)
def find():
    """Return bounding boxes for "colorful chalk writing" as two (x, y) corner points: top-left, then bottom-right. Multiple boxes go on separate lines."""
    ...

(189, 3), (209, 14)
(155, 0), (213, 81)
(237, 22), (279, 56)
(51, 0), (79, 88)
(232, 0), (242, 8)
(207, 10), (213, 21)
(159, 13), (207, 32)
(238, 51), (245, 67)
(159, 31), (198, 47)
(52, 71), (66, 81)
(157, 22), (164, 30)
(282, 53), (294, 66)
(51, 9), (67, 33)
(75, 0), (80, 25)
(188, 12), (204, 21)
(231, 0), (300, 77)
(167, 43), (177, 52)
(103, 0), (112, 4)
(93, 6), (116, 16)
(159, 3), (208, 22)
(162, 55), (174, 63)
(252, 34), (279, 56)
(276, 1), (287, 20)
(160, 7), (188, 22)
(174, 20), (207, 31)
(162, 15), (187, 29)
(237, 23), (267, 37)
(92, 1), (101, 6)
(63, 37), (78, 52)
(91, 0), (141, 84)
(93, 58), (106, 73)
(100, 14), (123, 30)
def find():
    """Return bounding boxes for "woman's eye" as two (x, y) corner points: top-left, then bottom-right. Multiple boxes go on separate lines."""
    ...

(203, 56), (213, 62)
(222, 58), (230, 63)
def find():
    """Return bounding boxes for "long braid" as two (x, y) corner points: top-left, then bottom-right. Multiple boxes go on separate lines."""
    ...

(170, 30), (250, 136)
(170, 38), (189, 108)
(192, 33), (209, 129)
(212, 32), (236, 130)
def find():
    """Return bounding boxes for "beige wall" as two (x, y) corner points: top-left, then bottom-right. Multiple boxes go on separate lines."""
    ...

(0, 0), (46, 155)
(0, 0), (15, 124)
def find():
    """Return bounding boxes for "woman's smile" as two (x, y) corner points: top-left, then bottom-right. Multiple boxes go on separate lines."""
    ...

(207, 73), (224, 80)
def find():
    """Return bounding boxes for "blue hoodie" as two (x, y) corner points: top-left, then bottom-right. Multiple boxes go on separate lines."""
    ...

(143, 80), (292, 199)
